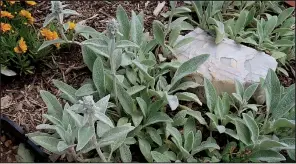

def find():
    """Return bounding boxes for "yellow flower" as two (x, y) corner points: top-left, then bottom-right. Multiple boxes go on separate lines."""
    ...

(14, 37), (28, 54)
(0, 23), (12, 33)
(1, 11), (14, 19)
(40, 28), (60, 48)
(19, 10), (32, 18)
(68, 21), (76, 30)
(25, 1), (36, 6)
(19, 10), (34, 24)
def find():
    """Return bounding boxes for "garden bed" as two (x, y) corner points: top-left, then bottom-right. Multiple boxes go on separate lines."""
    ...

(1, 1), (295, 163)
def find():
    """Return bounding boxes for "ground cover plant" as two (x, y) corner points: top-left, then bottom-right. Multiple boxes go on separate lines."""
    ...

(19, 1), (296, 163)
(163, 1), (295, 77)
(0, 1), (61, 76)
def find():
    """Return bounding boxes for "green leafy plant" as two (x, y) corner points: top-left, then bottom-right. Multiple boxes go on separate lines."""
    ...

(0, 1), (50, 75)
(164, 1), (295, 74)
(28, 84), (135, 162)
(31, 1), (295, 163)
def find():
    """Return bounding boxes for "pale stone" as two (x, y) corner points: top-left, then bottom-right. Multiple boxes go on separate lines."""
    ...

(175, 28), (278, 104)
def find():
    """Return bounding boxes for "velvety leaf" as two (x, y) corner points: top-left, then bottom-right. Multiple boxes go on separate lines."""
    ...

(99, 124), (134, 144)
(277, 7), (294, 26)
(139, 138), (153, 162)
(272, 86), (295, 119)
(30, 136), (60, 153)
(127, 85), (146, 96)
(242, 113), (259, 144)
(95, 94), (110, 114)
(144, 112), (173, 127)
(96, 121), (111, 138)
(119, 144), (132, 162)
(75, 83), (96, 97)
(249, 150), (286, 162)
(171, 54), (209, 87)
(184, 108), (207, 125)
(235, 119), (252, 145)
(273, 118), (295, 129)
(184, 117), (196, 139)
(153, 20), (165, 46)
(271, 51), (287, 59)
(131, 110), (143, 127)
(234, 11), (247, 35)
(130, 11), (143, 44)
(92, 57), (106, 98)
(173, 37), (195, 49)
(40, 90), (63, 119)
(176, 92), (202, 106)
(117, 84), (134, 115)
(166, 125), (182, 146)
(57, 141), (71, 152)
(264, 16), (277, 36)
(204, 78), (217, 112)
(184, 131), (194, 152)
(243, 83), (259, 101)
(169, 81), (200, 94)
(76, 125), (95, 151)
(53, 80), (77, 103)
(94, 112), (114, 128)
(151, 151), (171, 162)
(38, 39), (66, 51)
(146, 127), (162, 146)
(172, 110), (188, 126)
(116, 40), (139, 49)
(234, 80), (244, 97)
(169, 27), (181, 46)
(136, 97), (148, 118)
(274, 39), (294, 47)
(116, 5), (130, 40)
(81, 45), (97, 71)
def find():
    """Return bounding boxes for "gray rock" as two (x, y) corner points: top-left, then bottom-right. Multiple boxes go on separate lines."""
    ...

(175, 28), (278, 104)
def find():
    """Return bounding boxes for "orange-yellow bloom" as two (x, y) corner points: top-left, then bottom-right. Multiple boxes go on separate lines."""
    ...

(40, 28), (60, 48)
(1, 11), (14, 19)
(19, 10), (34, 24)
(68, 21), (76, 30)
(14, 37), (28, 54)
(0, 23), (12, 33)
(25, 1), (36, 6)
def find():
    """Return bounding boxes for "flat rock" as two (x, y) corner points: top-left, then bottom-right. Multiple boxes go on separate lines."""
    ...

(175, 28), (278, 104)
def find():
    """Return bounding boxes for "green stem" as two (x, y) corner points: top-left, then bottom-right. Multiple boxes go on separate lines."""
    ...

(90, 116), (107, 162)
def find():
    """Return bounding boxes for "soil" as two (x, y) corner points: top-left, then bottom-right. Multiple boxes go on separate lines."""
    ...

(0, 132), (18, 163)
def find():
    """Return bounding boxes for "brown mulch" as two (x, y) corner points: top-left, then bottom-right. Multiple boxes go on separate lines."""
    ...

(1, 1), (170, 133)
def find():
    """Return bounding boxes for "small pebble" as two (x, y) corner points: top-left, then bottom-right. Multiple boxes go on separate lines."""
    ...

(12, 146), (18, 150)
(4, 140), (12, 147)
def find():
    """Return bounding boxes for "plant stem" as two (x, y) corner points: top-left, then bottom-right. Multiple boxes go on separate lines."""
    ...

(95, 145), (107, 162)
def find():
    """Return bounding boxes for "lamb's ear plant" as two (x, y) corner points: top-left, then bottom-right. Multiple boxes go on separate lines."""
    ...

(203, 68), (295, 162)
(28, 87), (135, 162)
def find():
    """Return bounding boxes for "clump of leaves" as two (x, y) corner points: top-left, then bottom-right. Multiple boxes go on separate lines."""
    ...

(32, 1), (295, 163)
(164, 1), (295, 75)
